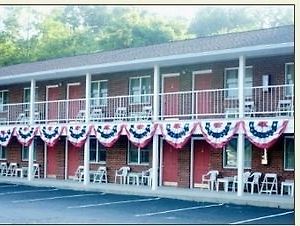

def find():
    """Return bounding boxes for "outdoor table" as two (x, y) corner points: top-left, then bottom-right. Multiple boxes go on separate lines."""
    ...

(281, 180), (294, 197)
(216, 177), (234, 192)
(127, 172), (142, 186)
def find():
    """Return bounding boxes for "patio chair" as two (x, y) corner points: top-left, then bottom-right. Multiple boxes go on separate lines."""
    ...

(141, 106), (152, 121)
(92, 166), (108, 183)
(114, 107), (127, 121)
(201, 170), (219, 190)
(90, 108), (104, 122)
(277, 99), (293, 116)
(260, 173), (278, 195)
(114, 166), (130, 184)
(141, 168), (152, 186)
(245, 172), (262, 194)
(73, 165), (84, 182)
(33, 163), (40, 178)
(16, 113), (27, 124)
(76, 110), (86, 121)
(6, 162), (18, 176)
(232, 171), (252, 192)
(244, 101), (255, 117)
(0, 162), (7, 176)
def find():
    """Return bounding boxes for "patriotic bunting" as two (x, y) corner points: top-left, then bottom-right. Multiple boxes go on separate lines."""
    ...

(243, 120), (288, 149)
(199, 121), (240, 149)
(15, 126), (37, 146)
(160, 122), (196, 149)
(0, 127), (14, 147)
(125, 123), (157, 148)
(67, 125), (91, 148)
(94, 124), (123, 147)
(39, 126), (65, 147)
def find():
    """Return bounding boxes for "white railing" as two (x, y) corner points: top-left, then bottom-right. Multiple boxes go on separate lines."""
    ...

(0, 84), (293, 125)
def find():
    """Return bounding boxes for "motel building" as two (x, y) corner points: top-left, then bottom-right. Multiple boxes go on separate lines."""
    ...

(0, 25), (294, 198)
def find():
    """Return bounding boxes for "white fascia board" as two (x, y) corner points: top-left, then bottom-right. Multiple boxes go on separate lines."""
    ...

(0, 42), (294, 84)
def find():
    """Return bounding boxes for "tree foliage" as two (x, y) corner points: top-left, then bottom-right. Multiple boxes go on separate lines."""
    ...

(0, 6), (294, 67)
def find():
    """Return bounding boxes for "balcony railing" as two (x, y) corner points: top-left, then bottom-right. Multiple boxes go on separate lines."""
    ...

(0, 84), (293, 125)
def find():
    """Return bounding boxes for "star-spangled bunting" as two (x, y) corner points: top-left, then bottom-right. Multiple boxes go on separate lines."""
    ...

(94, 124), (123, 147)
(125, 123), (157, 148)
(0, 127), (14, 147)
(199, 121), (240, 149)
(15, 126), (37, 146)
(160, 122), (196, 149)
(67, 125), (91, 148)
(243, 120), (288, 149)
(39, 126), (65, 147)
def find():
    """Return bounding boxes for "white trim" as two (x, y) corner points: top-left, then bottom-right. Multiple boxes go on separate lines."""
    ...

(0, 42), (293, 84)
(44, 143), (47, 178)
(64, 138), (68, 180)
(192, 69), (212, 76)
(284, 62), (294, 97)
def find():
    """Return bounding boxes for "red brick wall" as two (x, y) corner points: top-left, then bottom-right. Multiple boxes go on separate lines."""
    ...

(177, 142), (190, 187)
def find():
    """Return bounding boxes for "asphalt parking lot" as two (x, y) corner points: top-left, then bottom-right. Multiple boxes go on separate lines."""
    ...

(0, 182), (294, 224)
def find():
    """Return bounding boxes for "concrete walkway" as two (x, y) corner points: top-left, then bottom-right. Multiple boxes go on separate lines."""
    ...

(0, 177), (294, 209)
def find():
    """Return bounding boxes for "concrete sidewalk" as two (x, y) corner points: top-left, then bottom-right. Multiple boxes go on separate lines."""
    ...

(0, 176), (294, 209)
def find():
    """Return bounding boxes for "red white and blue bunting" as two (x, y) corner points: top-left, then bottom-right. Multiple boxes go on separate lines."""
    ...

(160, 122), (196, 149)
(15, 126), (37, 146)
(94, 124), (123, 148)
(243, 120), (288, 149)
(67, 125), (91, 148)
(39, 126), (65, 147)
(0, 128), (14, 147)
(125, 123), (157, 148)
(199, 121), (240, 149)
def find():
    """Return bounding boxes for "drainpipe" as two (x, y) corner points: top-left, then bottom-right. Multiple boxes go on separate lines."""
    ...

(83, 73), (91, 185)
(152, 65), (160, 190)
(237, 56), (245, 196)
(28, 79), (36, 181)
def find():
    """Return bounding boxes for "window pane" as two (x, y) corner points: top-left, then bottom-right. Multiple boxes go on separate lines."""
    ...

(128, 145), (139, 163)
(130, 78), (141, 103)
(91, 82), (99, 98)
(22, 147), (29, 160)
(224, 139), (237, 167)
(98, 149), (106, 162)
(89, 138), (97, 162)
(245, 68), (253, 98)
(286, 64), (294, 96)
(225, 70), (238, 98)
(285, 137), (294, 170)
(100, 81), (108, 106)
(0, 147), (6, 159)
(140, 149), (149, 163)
(244, 140), (252, 168)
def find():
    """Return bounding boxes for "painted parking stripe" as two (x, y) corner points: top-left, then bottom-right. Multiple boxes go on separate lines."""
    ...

(0, 184), (18, 188)
(12, 193), (101, 203)
(229, 211), (294, 224)
(68, 197), (161, 209)
(0, 188), (59, 195)
(135, 203), (224, 217)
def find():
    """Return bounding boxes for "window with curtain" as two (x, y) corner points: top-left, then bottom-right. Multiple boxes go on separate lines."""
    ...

(223, 138), (252, 168)
(285, 63), (294, 96)
(129, 76), (151, 104)
(128, 142), (150, 165)
(89, 137), (106, 163)
(284, 136), (294, 170)
(91, 80), (108, 106)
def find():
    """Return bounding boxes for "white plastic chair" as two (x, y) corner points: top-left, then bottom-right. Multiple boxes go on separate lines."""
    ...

(141, 168), (152, 186)
(93, 166), (107, 183)
(73, 165), (84, 182)
(0, 162), (7, 176)
(245, 172), (262, 194)
(33, 163), (40, 178)
(115, 166), (130, 184)
(90, 108), (104, 121)
(201, 170), (219, 190)
(142, 106), (152, 121)
(6, 163), (18, 176)
(277, 99), (293, 116)
(76, 110), (86, 121)
(232, 171), (251, 192)
(260, 173), (278, 195)
(115, 107), (127, 121)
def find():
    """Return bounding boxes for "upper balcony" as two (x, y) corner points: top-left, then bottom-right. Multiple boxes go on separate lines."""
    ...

(0, 84), (294, 125)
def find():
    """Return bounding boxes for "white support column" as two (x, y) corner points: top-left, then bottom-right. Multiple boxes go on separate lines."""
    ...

(152, 65), (160, 190)
(28, 79), (36, 181)
(83, 73), (91, 185)
(237, 55), (245, 196)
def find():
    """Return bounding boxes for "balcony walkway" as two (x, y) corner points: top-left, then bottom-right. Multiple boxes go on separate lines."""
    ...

(0, 176), (293, 210)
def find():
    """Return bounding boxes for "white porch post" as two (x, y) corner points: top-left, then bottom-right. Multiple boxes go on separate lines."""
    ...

(152, 65), (160, 190)
(237, 56), (245, 196)
(83, 73), (91, 185)
(28, 79), (36, 181)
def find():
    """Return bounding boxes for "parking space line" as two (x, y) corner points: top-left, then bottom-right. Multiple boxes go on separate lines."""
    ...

(0, 184), (18, 188)
(12, 193), (102, 203)
(135, 203), (224, 217)
(0, 188), (59, 195)
(68, 197), (161, 209)
(229, 211), (294, 224)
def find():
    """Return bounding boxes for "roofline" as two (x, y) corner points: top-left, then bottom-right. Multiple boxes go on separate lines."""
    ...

(0, 42), (294, 84)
